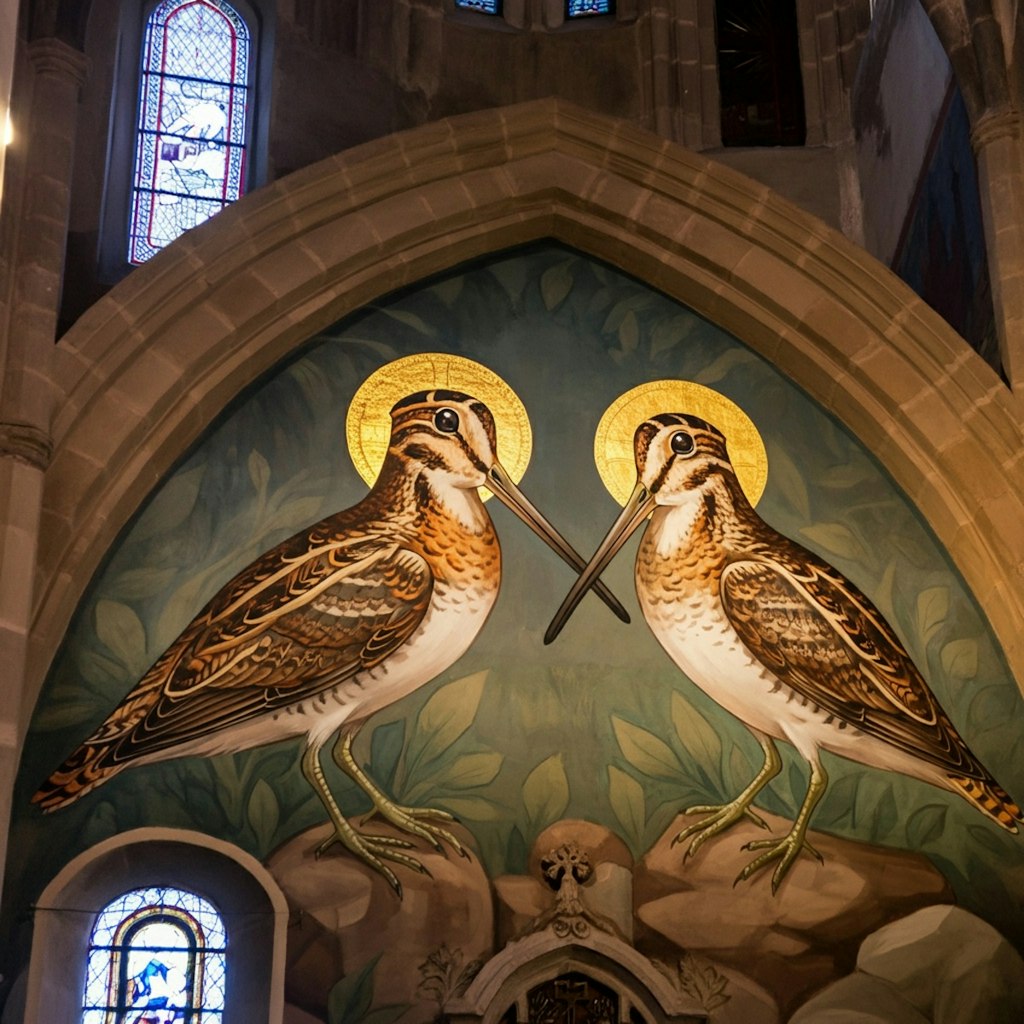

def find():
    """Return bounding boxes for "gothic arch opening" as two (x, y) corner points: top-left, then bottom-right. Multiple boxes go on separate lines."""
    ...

(35, 97), (1024, 739)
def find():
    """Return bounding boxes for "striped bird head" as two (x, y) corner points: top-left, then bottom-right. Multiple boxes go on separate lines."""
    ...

(633, 413), (736, 506)
(384, 391), (630, 627)
(544, 412), (735, 644)
(388, 389), (498, 491)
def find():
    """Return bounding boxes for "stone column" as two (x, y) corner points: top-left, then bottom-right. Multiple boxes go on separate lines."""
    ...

(971, 107), (1024, 389)
(0, 36), (87, 912)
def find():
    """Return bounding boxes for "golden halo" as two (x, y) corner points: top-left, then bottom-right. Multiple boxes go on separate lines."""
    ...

(594, 380), (768, 506)
(346, 353), (532, 498)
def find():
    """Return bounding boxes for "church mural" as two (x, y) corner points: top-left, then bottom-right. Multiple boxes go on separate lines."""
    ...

(5, 243), (1024, 1020)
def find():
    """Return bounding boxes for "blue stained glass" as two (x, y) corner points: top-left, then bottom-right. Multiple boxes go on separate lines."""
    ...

(455, 0), (501, 13)
(129, 0), (251, 264)
(567, 0), (612, 15)
(82, 886), (226, 1023)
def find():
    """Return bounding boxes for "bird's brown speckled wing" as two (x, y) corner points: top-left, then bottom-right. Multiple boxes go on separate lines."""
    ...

(720, 555), (989, 779)
(74, 536), (432, 760)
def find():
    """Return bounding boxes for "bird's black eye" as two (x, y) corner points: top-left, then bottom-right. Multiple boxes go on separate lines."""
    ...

(671, 432), (695, 456)
(434, 408), (460, 433)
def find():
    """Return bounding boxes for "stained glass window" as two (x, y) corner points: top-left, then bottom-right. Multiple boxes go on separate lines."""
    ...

(567, 0), (613, 16)
(129, 0), (251, 264)
(82, 886), (227, 1024)
(455, 0), (501, 13)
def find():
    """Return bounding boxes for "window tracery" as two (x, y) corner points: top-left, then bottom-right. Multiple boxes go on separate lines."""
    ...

(129, 0), (251, 264)
(83, 886), (227, 1023)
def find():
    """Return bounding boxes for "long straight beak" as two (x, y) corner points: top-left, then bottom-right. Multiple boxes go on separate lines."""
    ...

(544, 479), (656, 644)
(486, 462), (630, 624)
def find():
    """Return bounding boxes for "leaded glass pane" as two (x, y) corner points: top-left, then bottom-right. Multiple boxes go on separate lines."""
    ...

(82, 886), (226, 1024)
(129, 0), (251, 264)
(456, 0), (501, 13)
(567, 0), (612, 16)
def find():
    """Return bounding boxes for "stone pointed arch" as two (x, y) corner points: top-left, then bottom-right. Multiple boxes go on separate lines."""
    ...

(445, 930), (708, 1023)
(37, 98), (1024, 732)
(23, 827), (287, 1024)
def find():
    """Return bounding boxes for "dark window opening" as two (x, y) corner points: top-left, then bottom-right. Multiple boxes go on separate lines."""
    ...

(716, 0), (806, 146)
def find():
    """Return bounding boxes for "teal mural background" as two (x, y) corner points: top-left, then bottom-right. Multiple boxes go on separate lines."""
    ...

(7, 242), (1024, 946)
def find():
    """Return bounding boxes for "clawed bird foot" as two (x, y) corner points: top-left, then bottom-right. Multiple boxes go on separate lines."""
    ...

(314, 822), (427, 897)
(363, 797), (469, 860)
(672, 800), (771, 860)
(735, 831), (824, 894)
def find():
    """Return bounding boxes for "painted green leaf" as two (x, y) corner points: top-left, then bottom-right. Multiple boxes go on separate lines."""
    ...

(247, 778), (280, 850)
(618, 311), (640, 352)
(799, 522), (867, 565)
(671, 693), (722, 775)
(522, 753), (570, 826)
(286, 360), (333, 412)
(380, 307), (437, 337)
(434, 751), (503, 790)
(601, 294), (652, 333)
(966, 821), (1008, 856)
(940, 638), (978, 681)
(76, 648), (127, 692)
(433, 796), (504, 822)
(916, 587), (950, 644)
(328, 955), (379, 1024)
(263, 496), (325, 536)
(131, 465), (206, 542)
(248, 449), (271, 500)
(489, 259), (529, 302)
(870, 786), (899, 838)
(905, 803), (947, 847)
(694, 348), (756, 384)
(608, 765), (646, 845)
(727, 744), (755, 794)
(815, 771), (861, 828)
(765, 442), (811, 522)
(431, 276), (464, 307)
(613, 717), (683, 781)
(109, 566), (181, 601)
(411, 671), (488, 772)
(968, 685), (1017, 733)
(649, 316), (687, 358)
(818, 460), (874, 490)
(781, 759), (805, 814)
(871, 562), (899, 631)
(81, 800), (120, 847)
(32, 701), (99, 733)
(362, 1006), (409, 1024)
(541, 260), (573, 311)
(94, 599), (147, 668)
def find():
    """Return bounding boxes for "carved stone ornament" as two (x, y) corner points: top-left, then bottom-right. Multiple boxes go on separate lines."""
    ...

(519, 842), (621, 941)
(0, 422), (54, 470)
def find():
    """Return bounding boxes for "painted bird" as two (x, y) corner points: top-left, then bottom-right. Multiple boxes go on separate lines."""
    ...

(546, 412), (1022, 892)
(35, 390), (628, 893)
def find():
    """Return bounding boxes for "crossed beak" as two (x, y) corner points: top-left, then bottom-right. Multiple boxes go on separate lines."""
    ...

(486, 462), (630, 624)
(544, 479), (656, 644)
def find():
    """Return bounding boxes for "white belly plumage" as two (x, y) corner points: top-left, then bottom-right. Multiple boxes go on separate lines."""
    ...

(642, 589), (947, 785)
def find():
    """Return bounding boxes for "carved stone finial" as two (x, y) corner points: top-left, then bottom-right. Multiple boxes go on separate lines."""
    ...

(519, 841), (620, 941)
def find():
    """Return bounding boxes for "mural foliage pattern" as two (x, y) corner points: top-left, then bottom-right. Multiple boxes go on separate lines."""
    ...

(7, 245), (1024, 968)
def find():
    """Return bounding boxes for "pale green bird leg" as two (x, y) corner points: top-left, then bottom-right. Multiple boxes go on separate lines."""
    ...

(737, 757), (827, 894)
(673, 732), (782, 860)
(333, 731), (469, 859)
(300, 741), (423, 897)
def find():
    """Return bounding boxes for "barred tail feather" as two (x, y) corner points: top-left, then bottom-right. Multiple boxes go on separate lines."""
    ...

(32, 745), (127, 812)
(948, 773), (1023, 832)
